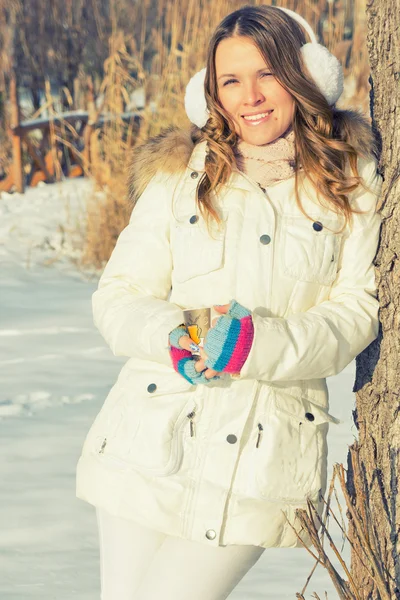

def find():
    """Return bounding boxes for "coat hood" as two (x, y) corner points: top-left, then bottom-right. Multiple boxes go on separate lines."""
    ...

(127, 126), (196, 206)
(127, 110), (377, 205)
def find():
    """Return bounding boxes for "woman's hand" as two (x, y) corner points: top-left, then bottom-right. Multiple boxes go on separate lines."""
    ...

(202, 300), (254, 375)
(168, 324), (222, 385)
(175, 333), (222, 379)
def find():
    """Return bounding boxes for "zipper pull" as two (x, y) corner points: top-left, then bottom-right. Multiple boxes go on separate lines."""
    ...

(187, 409), (196, 437)
(256, 423), (263, 448)
(99, 438), (107, 454)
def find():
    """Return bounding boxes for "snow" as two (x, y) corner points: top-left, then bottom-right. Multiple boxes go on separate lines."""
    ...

(1, 178), (358, 598)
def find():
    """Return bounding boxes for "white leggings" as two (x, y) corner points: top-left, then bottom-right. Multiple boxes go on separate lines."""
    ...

(96, 507), (265, 600)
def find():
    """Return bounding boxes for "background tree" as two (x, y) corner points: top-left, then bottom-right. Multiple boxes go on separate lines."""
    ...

(347, 0), (400, 597)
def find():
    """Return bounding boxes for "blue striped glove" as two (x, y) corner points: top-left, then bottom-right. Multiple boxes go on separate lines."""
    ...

(203, 299), (254, 374)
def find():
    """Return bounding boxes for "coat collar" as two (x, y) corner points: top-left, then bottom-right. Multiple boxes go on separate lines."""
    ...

(128, 110), (377, 205)
(187, 138), (303, 196)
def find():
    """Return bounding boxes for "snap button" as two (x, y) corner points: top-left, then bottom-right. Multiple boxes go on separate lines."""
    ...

(312, 221), (323, 232)
(260, 234), (271, 245)
(226, 434), (237, 444)
(205, 529), (216, 540)
(305, 412), (315, 421)
(147, 383), (157, 393)
(189, 215), (199, 224)
(190, 171), (199, 179)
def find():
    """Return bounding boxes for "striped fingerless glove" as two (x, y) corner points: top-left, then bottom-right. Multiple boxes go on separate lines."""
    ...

(168, 324), (220, 385)
(203, 299), (254, 374)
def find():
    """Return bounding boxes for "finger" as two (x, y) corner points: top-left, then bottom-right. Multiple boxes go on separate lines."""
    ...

(199, 347), (208, 360)
(213, 303), (230, 313)
(211, 316), (221, 328)
(194, 359), (220, 379)
(204, 368), (220, 379)
(194, 358), (206, 373)
(178, 335), (198, 352)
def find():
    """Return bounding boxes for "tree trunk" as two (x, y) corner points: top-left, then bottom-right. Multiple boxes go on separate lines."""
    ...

(347, 1), (400, 598)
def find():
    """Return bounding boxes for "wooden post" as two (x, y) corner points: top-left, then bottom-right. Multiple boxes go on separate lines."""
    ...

(10, 69), (24, 194)
(82, 75), (96, 172)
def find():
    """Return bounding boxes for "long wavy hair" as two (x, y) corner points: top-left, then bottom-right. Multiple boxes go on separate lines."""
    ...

(193, 5), (377, 234)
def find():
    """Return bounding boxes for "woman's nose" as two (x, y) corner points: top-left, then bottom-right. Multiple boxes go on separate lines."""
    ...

(243, 84), (265, 106)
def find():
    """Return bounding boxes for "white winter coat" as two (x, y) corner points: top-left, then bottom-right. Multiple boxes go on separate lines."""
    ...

(76, 124), (383, 549)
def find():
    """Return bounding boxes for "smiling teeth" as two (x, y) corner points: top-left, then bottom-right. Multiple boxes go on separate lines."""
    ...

(243, 111), (272, 121)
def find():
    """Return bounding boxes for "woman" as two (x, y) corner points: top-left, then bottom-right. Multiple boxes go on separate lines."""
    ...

(76, 5), (383, 599)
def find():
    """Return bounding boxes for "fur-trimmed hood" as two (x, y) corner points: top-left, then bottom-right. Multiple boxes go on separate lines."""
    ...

(127, 110), (377, 205)
(127, 126), (196, 206)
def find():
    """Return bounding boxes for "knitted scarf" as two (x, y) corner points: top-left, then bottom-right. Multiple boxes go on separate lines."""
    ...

(233, 126), (298, 188)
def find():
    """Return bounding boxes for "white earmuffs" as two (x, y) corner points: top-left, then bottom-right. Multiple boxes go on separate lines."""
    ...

(184, 7), (344, 128)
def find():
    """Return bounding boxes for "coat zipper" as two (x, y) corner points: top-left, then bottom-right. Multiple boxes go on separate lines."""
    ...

(256, 423), (263, 448)
(187, 408), (196, 437)
(252, 381), (264, 448)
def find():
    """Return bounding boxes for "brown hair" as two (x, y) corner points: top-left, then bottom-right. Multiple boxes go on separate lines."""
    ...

(193, 5), (378, 234)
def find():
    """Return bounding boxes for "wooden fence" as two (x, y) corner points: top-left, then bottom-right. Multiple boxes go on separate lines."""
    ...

(0, 74), (142, 194)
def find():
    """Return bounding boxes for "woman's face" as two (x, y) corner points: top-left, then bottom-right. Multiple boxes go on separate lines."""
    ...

(215, 36), (295, 145)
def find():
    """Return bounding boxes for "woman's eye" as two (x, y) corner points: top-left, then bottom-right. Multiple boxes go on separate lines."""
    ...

(223, 73), (272, 86)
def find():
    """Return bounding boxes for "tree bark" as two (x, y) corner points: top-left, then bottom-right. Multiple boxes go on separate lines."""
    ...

(347, 1), (400, 598)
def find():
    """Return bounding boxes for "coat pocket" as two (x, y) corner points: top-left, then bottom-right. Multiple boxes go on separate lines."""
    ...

(253, 390), (340, 503)
(93, 370), (196, 477)
(171, 223), (225, 283)
(281, 215), (343, 286)
(82, 381), (127, 458)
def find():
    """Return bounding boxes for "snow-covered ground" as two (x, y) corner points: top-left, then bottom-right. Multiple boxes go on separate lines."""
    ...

(1, 178), (359, 599)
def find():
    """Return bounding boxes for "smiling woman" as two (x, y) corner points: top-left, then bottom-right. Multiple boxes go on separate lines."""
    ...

(76, 5), (383, 600)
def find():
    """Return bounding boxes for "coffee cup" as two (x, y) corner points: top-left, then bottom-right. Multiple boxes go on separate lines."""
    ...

(182, 306), (220, 351)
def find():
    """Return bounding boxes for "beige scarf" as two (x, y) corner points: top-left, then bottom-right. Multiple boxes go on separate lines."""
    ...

(233, 126), (298, 188)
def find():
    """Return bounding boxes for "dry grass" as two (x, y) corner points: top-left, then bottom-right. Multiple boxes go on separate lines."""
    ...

(284, 453), (392, 599)
(81, 31), (140, 267)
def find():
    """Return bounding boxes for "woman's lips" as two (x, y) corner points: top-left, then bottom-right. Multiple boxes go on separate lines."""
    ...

(241, 110), (274, 126)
